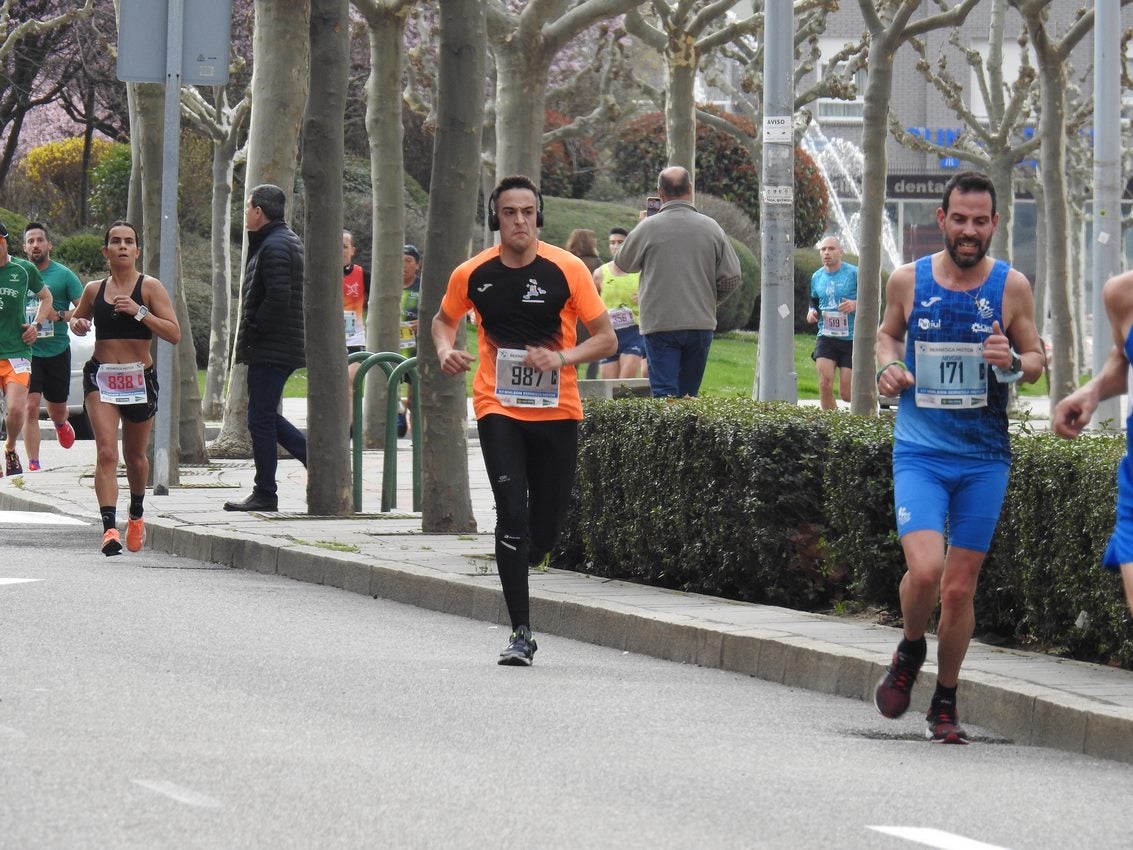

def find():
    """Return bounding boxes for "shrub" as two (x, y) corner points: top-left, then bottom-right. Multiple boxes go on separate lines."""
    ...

(53, 234), (105, 278)
(557, 400), (1133, 668)
(88, 142), (131, 225)
(0, 208), (30, 254)
(178, 130), (215, 237)
(541, 111), (598, 199)
(18, 136), (114, 232)
(715, 237), (759, 334)
(610, 109), (830, 247)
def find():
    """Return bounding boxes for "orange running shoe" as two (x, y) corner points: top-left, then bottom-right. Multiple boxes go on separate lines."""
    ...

(101, 528), (123, 557)
(126, 517), (145, 553)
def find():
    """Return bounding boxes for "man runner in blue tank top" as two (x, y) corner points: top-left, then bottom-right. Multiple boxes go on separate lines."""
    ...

(1054, 271), (1133, 619)
(873, 171), (1044, 744)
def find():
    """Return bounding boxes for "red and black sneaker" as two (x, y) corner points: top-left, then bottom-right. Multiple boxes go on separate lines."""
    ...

(873, 650), (923, 719)
(5, 449), (22, 476)
(55, 420), (75, 449)
(926, 700), (970, 744)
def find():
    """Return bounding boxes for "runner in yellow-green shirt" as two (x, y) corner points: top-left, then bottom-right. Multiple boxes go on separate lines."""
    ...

(593, 227), (646, 379)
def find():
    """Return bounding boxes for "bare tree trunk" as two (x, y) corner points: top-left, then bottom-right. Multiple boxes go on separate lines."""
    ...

(848, 20), (899, 415)
(488, 0), (640, 179)
(1033, 36), (1075, 402)
(850, 0), (979, 414)
(1030, 179), (1049, 337)
(176, 263), (208, 464)
(988, 154), (1016, 263)
(199, 89), (250, 420)
(665, 56), (697, 173)
(132, 81), (183, 485)
(492, 44), (548, 180)
(420, 0), (484, 533)
(301, 0), (351, 515)
(357, 3), (409, 447)
(211, 0), (310, 458)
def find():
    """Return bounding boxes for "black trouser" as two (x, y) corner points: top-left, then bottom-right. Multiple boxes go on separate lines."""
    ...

(476, 414), (579, 630)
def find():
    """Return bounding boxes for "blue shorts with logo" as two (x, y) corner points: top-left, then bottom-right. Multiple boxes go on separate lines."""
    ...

(601, 324), (646, 364)
(892, 441), (1010, 553)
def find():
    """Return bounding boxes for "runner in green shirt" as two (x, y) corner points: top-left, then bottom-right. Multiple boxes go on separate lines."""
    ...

(0, 219), (50, 477)
(21, 222), (85, 470)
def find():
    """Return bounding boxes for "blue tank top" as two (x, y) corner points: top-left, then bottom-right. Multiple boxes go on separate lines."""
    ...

(894, 256), (1011, 460)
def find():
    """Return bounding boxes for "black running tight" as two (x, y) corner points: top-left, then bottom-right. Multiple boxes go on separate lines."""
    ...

(476, 414), (579, 629)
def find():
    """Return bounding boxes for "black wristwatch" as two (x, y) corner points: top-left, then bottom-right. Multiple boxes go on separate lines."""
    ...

(1009, 352), (1022, 374)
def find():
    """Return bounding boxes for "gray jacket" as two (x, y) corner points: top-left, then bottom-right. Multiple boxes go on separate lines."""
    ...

(613, 200), (741, 335)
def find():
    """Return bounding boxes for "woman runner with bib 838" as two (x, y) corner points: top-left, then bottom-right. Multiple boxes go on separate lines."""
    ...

(68, 221), (181, 556)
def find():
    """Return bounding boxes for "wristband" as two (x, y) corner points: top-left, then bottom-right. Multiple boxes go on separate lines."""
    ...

(558, 351), (568, 367)
(875, 360), (907, 383)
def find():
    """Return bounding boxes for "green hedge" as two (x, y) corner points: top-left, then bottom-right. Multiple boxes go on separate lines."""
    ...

(556, 399), (1133, 667)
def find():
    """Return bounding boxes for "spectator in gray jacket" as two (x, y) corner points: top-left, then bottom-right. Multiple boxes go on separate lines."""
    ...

(225, 183), (307, 512)
(612, 166), (741, 397)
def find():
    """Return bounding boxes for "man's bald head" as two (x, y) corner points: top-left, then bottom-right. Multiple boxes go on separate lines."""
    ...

(658, 166), (692, 202)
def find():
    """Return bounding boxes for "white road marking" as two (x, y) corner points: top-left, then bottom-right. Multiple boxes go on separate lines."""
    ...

(132, 779), (222, 809)
(868, 826), (1010, 850)
(0, 578), (42, 587)
(0, 511), (86, 526)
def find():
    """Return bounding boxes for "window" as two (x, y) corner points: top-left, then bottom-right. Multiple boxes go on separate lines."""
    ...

(815, 38), (866, 124)
(969, 38), (1028, 121)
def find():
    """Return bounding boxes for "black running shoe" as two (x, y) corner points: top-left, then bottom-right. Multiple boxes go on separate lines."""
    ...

(498, 625), (537, 666)
(5, 449), (22, 476)
(874, 650), (923, 718)
(926, 700), (969, 744)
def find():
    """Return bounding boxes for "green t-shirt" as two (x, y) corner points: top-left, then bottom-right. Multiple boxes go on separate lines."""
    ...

(29, 260), (84, 358)
(0, 255), (44, 359)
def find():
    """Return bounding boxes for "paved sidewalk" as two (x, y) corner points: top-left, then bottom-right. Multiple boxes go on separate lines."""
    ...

(5, 398), (1133, 765)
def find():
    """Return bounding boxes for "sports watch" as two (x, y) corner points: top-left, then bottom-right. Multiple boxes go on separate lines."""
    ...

(135, 305), (150, 322)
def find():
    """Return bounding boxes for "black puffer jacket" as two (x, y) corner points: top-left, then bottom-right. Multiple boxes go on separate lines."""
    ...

(235, 219), (305, 370)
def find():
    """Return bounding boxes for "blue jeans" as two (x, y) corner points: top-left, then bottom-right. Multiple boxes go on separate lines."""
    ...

(246, 362), (307, 497)
(643, 330), (714, 397)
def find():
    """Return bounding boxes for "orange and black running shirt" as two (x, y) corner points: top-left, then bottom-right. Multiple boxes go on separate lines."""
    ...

(440, 241), (606, 422)
(342, 263), (367, 347)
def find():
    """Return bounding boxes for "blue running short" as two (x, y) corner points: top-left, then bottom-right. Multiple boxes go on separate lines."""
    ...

(601, 324), (646, 364)
(892, 442), (1010, 553)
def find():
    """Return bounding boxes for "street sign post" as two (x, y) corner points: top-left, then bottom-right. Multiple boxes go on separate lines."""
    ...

(117, 0), (232, 493)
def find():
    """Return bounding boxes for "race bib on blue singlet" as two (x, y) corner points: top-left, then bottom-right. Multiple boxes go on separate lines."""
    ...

(913, 340), (987, 408)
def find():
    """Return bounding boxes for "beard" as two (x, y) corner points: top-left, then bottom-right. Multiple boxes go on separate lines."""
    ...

(944, 232), (991, 269)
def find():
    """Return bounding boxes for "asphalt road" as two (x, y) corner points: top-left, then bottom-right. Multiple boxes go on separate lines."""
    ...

(2, 512), (1132, 849)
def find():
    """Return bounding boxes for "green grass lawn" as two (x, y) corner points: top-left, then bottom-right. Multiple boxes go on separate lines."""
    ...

(202, 328), (1047, 403)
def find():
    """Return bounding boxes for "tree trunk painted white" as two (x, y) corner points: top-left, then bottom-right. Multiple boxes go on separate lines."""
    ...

(302, 0), (352, 515)
(211, 0), (310, 458)
(356, 2), (409, 447)
(419, 0), (485, 533)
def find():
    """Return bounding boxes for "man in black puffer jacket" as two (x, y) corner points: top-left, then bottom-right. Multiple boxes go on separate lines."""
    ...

(225, 183), (307, 512)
